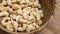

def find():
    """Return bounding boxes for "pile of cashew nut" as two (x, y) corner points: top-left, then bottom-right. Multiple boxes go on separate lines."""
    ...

(0, 0), (43, 32)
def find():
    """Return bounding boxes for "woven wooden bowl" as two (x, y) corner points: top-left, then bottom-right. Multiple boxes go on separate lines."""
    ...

(0, 0), (55, 34)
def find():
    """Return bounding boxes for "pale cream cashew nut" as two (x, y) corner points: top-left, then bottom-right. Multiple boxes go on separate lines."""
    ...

(22, 7), (31, 19)
(18, 18), (28, 23)
(31, 11), (41, 21)
(26, 24), (36, 32)
(0, 11), (9, 17)
(28, 15), (35, 21)
(6, 21), (14, 32)
(11, 19), (18, 32)
(1, 0), (7, 5)
(16, 9), (23, 15)
(1, 17), (11, 26)
(18, 24), (27, 31)
(32, 22), (40, 28)
(7, 0), (12, 6)
(37, 20), (43, 25)
(20, 0), (26, 4)
(33, 0), (39, 7)
(12, 4), (21, 9)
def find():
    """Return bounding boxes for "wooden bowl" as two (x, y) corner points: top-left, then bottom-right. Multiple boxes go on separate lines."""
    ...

(0, 0), (55, 34)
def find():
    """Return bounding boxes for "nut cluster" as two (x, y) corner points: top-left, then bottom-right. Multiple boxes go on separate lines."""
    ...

(0, 0), (43, 32)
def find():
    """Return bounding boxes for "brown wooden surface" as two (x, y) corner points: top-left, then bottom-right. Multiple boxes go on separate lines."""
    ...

(0, 0), (60, 34)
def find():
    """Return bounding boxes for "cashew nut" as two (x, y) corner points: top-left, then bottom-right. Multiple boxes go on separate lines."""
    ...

(28, 15), (35, 21)
(31, 11), (41, 21)
(0, 6), (9, 11)
(26, 24), (36, 32)
(33, 0), (39, 7)
(11, 19), (18, 32)
(0, 11), (9, 17)
(19, 18), (28, 23)
(12, 4), (21, 9)
(8, 7), (17, 15)
(20, 0), (26, 4)
(22, 7), (31, 19)
(1, 17), (11, 26)
(32, 22), (40, 28)
(1, 0), (7, 6)
(6, 21), (14, 32)
(18, 24), (27, 31)
(16, 9), (23, 15)
(7, 0), (12, 6)
(37, 20), (43, 25)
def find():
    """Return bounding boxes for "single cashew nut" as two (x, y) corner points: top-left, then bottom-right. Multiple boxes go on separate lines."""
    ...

(19, 18), (28, 23)
(12, 4), (21, 9)
(20, 0), (26, 4)
(22, 7), (31, 19)
(33, 22), (40, 28)
(1, 17), (11, 26)
(28, 15), (35, 21)
(7, 0), (12, 6)
(6, 21), (14, 32)
(33, 0), (39, 7)
(26, 24), (36, 32)
(18, 24), (27, 31)
(37, 20), (43, 25)
(17, 9), (23, 15)
(11, 19), (18, 32)
(31, 11), (41, 21)
(0, 11), (9, 17)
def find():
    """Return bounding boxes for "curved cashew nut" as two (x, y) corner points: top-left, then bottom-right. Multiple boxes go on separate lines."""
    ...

(0, 11), (9, 17)
(7, 0), (12, 6)
(20, 4), (28, 8)
(33, 0), (39, 7)
(1, 17), (11, 26)
(1, 0), (7, 5)
(8, 7), (17, 15)
(22, 7), (31, 19)
(32, 22), (40, 28)
(25, 0), (30, 4)
(12, 4), (21, 9)
(10, 14), (17, 20)
(31, 11), (41, 21)
(6, 21), (14, 32)
(0, 6), (10, 11)
(17, 9), (23, 15)
(11, 19), (18, 32)
(20, 0), (26, 4)
(37, 20), (43, 25)
(10, 15), (22, 22)
(25, 0), (34, 6)
(28, 15), (35, 21)
(19, 18), (28, 23)
(26, 24), (36, 32)
(22, 14), (29, 20)
(18, 24), (27, 31)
